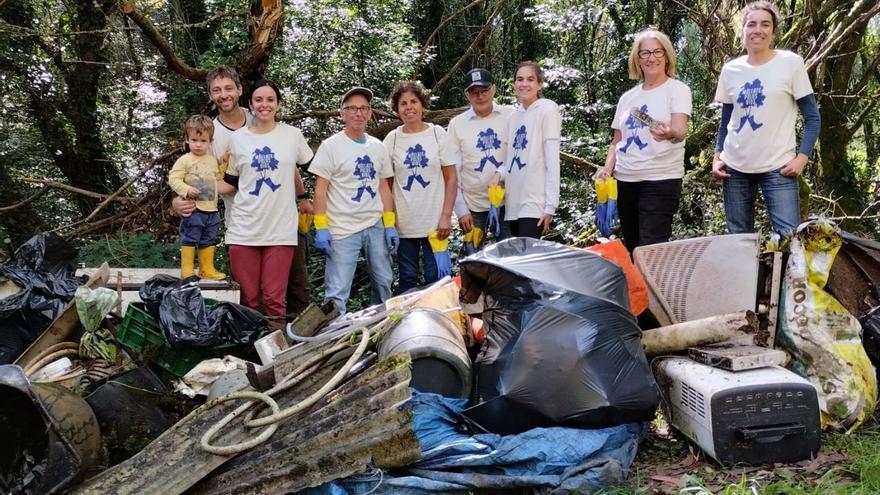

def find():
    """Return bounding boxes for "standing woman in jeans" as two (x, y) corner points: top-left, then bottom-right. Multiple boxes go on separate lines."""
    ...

(712, 1), (820, 235)
(383, 81), (458, 293)
(499, 61), (561, 238)
(594, 29), (691, 252)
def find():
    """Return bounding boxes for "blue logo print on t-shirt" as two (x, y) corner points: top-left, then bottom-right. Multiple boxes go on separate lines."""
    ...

(402, 144), (431, 191)
(248, 146), (281, 196)
(618, 104), (649, 154)
(351, 155), (377, 202)
(509, 125), (528, 171)
(735, 79), (765, 133)
(475, 128), (502, 172)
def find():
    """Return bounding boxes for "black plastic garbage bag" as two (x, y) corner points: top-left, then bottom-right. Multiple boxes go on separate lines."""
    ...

(207, 302), (267, 345)
(0, 233), (84, 364)
(460, 238), (660, 435)
(159, 277), (216, 347)
(139, 274), (181, 319)
(861, 301), (880, 382)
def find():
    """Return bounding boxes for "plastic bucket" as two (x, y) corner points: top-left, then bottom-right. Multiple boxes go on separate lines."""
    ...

(379, 308), (472, 398)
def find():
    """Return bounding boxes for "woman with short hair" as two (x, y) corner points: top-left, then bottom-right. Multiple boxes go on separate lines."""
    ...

(595, 29), (692, 252)
(383, 81), (457, 293)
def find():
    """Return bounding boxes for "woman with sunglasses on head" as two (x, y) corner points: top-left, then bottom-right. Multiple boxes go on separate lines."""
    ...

(218, 80), (313, 323)
(595, 29), (692, 253)
(712, 1), (819, 236)
(383, 81), (457, 293)
(499, 61), (562, 239)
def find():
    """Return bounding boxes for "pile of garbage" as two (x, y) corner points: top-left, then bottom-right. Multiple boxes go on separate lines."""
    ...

(2, 219), (880, 494)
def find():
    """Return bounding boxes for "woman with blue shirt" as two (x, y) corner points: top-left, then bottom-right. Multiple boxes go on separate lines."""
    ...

(712, 1), (820, 235)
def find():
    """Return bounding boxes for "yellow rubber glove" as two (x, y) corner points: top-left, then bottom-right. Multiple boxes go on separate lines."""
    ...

(428, 230), (452, 277)
(313, 214), (332, 255)
(383, 211), (399, 255)
(487, 184), (506, 237)
(298, 212), (313, 236)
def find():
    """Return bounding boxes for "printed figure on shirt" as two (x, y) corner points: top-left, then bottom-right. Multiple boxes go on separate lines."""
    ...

(619, 104), (650, 154)
(352, 155), (378, 202)
(475, 128), (503, 172)
(509, 125), (529, 171)
(735, 79), (766, 133)
(248, 146), (281, 195)
(402, 143), (431, 191)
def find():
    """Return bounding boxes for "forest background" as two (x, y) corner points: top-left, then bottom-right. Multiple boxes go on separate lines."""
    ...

(0, 0), (878, 275)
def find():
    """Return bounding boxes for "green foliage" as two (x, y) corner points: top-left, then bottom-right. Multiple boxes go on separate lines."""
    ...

(78, 233), (184, 269)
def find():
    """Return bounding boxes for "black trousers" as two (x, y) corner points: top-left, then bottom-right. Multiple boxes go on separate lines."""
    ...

(508, 217), (543, 239)
(616, 178), (682, 253)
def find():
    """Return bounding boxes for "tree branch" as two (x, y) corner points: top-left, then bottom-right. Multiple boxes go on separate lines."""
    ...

(20, 178), (137, 201)
(431, 0), (510, 96)
(416, 0), (489, 70)
(0, 188), (49, 213)
(561, 151), (601, 171)
(121, 2), (207, 82)
(53, 150), (176, 233)
(805, 2), (880, 71)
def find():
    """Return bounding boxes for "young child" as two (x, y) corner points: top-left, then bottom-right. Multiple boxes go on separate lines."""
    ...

(168, 115), (226, 279)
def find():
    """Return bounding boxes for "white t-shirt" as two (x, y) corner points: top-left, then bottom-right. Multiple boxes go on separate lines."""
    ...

(715, 50), (813, 174)
(612, 79), (692, 181)
(384, 124), (456, 238)
(225, 122), (313, 246)
(308, 132), (393, 240)
(213, 108), (252, 224)
(503, 98), (562, 220)
(446, 104), (514, 214)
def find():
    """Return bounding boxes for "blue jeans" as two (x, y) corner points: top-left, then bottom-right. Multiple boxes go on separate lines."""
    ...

(397, 238), (438, 294)
(723, 167), (800, 236)
(324, 219), (393, 313)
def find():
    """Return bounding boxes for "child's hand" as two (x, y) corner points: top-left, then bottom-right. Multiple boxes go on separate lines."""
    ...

(186, 186), (201, 198)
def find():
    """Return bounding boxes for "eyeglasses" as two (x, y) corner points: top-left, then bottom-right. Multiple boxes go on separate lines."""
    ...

(342, 105), (371, 114)
(467, 88), (491, 97)
(638, 48), (666, 60)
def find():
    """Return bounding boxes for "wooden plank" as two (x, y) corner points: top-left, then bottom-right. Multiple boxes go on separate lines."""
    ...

(69, 354), (414, 495)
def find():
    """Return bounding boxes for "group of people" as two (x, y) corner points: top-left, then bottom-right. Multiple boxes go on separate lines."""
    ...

(168, 0), (819, 321)
(169, 61), (561, 319)
(596, 0), (819, 253)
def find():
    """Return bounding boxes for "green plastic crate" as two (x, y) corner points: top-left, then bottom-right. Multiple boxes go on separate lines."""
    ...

(117, 300), (237, 377)
(117, 303), (164, 360)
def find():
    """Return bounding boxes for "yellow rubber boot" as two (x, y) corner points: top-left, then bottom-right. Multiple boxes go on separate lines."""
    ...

(180, 246), (197, 278)
(197, 245), (226, 280)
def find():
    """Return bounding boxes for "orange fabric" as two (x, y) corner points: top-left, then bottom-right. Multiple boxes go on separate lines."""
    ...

(585, 240), (648, 315)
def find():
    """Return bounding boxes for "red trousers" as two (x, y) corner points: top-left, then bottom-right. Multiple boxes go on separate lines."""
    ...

(228, 245), (294, 318)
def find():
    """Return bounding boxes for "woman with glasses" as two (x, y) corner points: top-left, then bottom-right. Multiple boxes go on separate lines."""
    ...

(383, 81), (457, 293)
(712, 1), (819, 236)
(499, 61), (562, 239)
(595, 29), (691, 252)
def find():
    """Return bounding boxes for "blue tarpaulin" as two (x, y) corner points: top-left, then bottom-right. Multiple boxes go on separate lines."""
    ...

(301, 391), (643, 494)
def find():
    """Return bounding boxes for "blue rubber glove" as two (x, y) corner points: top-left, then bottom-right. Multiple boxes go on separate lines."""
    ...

(594, 179), (609, 237)
(383, 211), (400, 256)
(313, 214), (332, 256)
(605, 177), (618, 236)
(487, 184), (505, 238)
(429, 230), (452, 278)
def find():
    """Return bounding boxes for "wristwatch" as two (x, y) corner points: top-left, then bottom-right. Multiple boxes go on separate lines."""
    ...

(296, 193), (308, 201)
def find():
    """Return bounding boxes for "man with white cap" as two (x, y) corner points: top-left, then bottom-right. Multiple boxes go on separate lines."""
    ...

(308, 87), (398, 312)
(446, 68), (514, 249)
